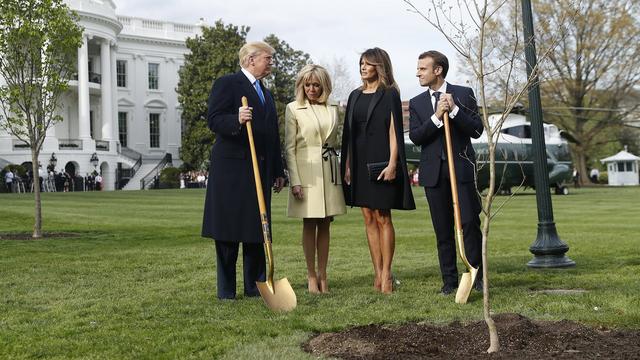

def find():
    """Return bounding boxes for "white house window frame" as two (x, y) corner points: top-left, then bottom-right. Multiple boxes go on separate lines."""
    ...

(148, 62), (160, 90)
(149, 112), (161, 148)
(116, 60), (127, 88)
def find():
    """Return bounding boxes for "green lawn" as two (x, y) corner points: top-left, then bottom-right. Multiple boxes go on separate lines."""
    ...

(1, 187), (639, 359)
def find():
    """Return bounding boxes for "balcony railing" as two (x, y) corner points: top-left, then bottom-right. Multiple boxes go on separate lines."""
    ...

(96, 140), (109, 151)
(89, 72), (101, 84)
(70, 72), (102, 84)
(58, 139), (83, 150)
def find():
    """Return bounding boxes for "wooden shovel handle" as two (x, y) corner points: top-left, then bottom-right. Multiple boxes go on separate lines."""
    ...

(443, 111), (462, 232)
(443, 111), (473, 270)
(242, 96), (274, 284)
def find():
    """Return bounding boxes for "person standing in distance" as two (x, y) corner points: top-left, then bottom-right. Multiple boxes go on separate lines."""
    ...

(408, 50), (483, 295)
(201, 41), (286, 300)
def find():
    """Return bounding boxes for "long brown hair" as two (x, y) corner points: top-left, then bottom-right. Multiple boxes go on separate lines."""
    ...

(359, 47), (399, 93)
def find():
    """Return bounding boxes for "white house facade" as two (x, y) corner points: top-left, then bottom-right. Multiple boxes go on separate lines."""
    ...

(0, 0), (201, 190)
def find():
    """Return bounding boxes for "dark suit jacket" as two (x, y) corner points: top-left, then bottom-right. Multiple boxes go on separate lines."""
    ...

(408, 83), (483, 187)
(340, 87), (415, 210)
(201, 71), (284, 243)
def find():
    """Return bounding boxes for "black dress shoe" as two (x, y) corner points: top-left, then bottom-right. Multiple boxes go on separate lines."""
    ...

(473, 278), (483, 292)
(440, 284), (457, 295)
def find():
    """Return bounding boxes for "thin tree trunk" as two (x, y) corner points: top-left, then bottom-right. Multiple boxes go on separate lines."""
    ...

(484, 139), (500, 353)
(31, 149), (42, 238)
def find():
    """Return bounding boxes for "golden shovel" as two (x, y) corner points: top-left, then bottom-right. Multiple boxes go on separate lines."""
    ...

(242, 96), (297, 312)
(442, 111), (479, 304)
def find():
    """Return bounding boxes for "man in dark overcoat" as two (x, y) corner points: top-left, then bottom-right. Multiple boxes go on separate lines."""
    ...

(409, 50), (484, 295)
(202, 41), (285, 300)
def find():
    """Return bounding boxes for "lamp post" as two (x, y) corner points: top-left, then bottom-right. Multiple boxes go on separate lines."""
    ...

(49, 153), (57, 170)
(521, 0), (575, 268)
(90, 152), (99, 169)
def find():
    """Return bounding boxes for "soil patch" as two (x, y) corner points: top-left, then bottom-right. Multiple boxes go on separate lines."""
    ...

(0, 232), (81, 240)
(304, 313), (640, 359)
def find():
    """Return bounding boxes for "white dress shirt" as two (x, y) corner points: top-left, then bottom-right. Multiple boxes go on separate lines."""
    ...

(429, 82), (459, 128)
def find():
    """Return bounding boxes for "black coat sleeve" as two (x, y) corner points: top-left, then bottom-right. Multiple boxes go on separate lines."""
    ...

(207, 76), (244, 137)
(409, 97), (441, 146)
(389, 88), (416, 210)
(452, 87), (483, 139)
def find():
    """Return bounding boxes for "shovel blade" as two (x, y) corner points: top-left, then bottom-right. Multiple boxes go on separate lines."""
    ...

(256, 278), (297, 312)
(455, 267), (479, 304)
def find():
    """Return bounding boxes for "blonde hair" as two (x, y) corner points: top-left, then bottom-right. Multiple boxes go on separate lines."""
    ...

(359, 47), (399, 93)
(294, 64), (332, 105)
(238, 41), (275, 68)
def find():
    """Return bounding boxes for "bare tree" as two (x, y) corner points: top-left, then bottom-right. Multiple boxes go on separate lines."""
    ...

(403, 0), (573, 353)
(320, 56), (357, 104)
(0, 0), (82, 237)
(480, 0), (640, 184)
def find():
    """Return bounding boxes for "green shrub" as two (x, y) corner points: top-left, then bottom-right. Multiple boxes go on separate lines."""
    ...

(159, 167), (181, 189)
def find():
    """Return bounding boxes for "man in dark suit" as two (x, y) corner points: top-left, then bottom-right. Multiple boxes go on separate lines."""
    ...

(202, 41), (285, 300)
(408, 51), (484, 295)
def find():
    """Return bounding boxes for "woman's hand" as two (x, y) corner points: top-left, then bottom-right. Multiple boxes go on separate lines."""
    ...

(344, 167), (351, 185)
(291, 185), (304, 200)
(378, 163), (397, 182)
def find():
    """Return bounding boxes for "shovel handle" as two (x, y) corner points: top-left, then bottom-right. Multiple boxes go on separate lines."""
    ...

(443, 111), (473, 271)
(242, 96), (274, 287)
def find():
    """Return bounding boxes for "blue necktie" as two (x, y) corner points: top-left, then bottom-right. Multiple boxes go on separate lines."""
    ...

(254, 81), (265, 104)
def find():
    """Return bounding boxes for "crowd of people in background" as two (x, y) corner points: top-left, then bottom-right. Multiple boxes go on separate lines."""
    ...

(2, 165), (103, 193)
(179, 171), (208, 189)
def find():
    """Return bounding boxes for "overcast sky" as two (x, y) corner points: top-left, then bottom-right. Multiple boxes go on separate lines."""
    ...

(116, 0), (467, 101)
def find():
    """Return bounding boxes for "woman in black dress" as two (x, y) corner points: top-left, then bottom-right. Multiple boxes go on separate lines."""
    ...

(340, 48), (415, 294)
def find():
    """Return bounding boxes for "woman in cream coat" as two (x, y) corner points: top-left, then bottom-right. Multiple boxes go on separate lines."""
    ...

(285, 64), (346, 293)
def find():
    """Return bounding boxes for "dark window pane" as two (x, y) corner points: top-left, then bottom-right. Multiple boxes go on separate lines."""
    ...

(118, 112), (127, 147)
(149, 113), (160, 148)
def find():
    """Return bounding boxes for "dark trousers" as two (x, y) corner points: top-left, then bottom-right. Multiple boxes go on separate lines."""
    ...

(425, 160), (482, 287)
(214, 240), (266, 299)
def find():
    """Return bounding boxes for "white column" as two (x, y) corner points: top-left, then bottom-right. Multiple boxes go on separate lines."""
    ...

(77, 35), (91, 140)
(111, 44), (118, 149)
(100, 39), (113, 141)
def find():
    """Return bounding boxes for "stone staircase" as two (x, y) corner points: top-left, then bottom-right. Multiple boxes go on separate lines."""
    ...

(121, 161), (160, 191)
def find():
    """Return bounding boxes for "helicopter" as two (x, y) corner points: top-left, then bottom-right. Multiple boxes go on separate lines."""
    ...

(404, 113), (573, 195)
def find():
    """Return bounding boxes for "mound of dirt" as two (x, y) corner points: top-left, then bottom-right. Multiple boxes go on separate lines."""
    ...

(304, 313), (640, 359)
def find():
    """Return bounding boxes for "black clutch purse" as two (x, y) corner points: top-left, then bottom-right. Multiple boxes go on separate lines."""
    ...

(367, 161), (389, 181)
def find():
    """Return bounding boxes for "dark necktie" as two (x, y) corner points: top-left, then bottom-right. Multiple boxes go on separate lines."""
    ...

(432, 91), (441, 112)
(433, 91), (446, 160)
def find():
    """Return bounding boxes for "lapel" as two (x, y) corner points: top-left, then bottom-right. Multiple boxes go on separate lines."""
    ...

(418, 91), (434, 118)
(297, 100), (322, 143)
(365, 88), (384, 128)
(347, 90), (361, 132)
(445, 82), (455, 103)
(236, 71), (264, 111)
(326, 102), (338, 143)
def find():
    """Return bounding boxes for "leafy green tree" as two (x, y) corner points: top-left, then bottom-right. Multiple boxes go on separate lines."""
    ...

(0, 0), (82, 238)
(470, 0), (640, 184)
(177, 21), (248, 170)
(263, 34), (311, 145)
